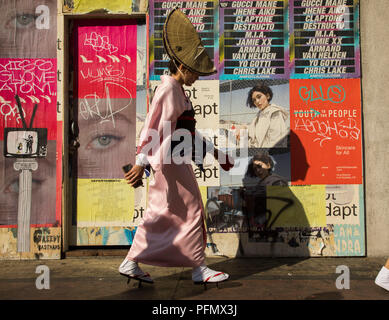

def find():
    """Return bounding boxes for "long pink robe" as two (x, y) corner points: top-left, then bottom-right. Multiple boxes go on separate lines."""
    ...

(126, 75), (206, 267)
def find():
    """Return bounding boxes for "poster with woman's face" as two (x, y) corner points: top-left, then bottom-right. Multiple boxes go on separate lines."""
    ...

(0, 0), (58, 227)
(219, 79), (290, 186)
(0, 0), (57, 58)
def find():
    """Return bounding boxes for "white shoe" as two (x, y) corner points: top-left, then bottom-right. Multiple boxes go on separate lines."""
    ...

(119, 259), (153, 283)
(192, 265), (229, 284)
(375, 266), (389, 291)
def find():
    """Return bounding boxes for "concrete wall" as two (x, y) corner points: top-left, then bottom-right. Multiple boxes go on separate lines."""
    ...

(361, 0), (389, 256)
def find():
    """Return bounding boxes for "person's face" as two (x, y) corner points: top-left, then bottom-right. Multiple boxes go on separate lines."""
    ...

(253, 160), (271, 179)
(179, 67), (199, 86)
(251, 91), (270, 111)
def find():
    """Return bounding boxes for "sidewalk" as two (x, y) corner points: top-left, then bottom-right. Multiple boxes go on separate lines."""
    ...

(0, 255), (388, 300)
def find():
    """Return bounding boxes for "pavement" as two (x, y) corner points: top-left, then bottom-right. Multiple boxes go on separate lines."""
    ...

(0, 252), (388, 301)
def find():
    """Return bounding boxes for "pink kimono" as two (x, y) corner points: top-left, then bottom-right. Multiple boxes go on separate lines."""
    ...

(126, 75), (206, 267)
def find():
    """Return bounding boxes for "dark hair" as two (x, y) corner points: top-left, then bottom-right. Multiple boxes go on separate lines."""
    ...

(246, 84), (273, 108)
(245, 151), (274, 177)
(168, 59), (181, 75)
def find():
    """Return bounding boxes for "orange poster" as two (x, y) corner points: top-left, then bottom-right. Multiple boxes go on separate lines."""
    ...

(290, 78), (362, 185)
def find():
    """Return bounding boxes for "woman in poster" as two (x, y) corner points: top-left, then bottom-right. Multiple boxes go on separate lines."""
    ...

(246, 84), (289, 148)
(118, 9), (233, 286)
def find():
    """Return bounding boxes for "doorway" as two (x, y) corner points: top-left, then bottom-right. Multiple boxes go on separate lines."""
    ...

(66, 17), (147, 247)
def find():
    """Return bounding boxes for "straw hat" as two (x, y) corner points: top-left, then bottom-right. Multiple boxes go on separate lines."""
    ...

(163, 8), (216, 76)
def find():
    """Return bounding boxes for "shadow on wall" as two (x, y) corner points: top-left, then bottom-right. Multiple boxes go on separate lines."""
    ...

(205, 130), (315, 259)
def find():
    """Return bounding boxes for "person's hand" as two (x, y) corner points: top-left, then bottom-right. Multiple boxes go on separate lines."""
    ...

(124, 165), (144, 187)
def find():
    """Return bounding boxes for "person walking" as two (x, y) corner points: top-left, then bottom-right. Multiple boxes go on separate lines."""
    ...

(119, 8), (233, 286)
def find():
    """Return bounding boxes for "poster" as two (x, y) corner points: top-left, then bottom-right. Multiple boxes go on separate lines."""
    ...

(0, 0), (59, 259)
(290, 78), (362, 185)
(290, 0), (360, 78)
(64, 0), (133, 13)
(77, 179), (135, 226)
(74, 21), (137, 238)
(219, 0), (289, 79)
(149, 0), (219, 80)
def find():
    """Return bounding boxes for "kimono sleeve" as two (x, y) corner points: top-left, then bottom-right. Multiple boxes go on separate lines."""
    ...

(136, 84), (186, 166)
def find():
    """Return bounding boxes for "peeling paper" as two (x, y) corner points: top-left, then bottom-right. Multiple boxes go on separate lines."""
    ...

(67, 0), (133, 14)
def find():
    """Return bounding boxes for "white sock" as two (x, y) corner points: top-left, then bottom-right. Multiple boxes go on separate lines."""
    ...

(192, 265), (229, 283)
(375, 266), (389, 291)
(119, 259), (142, 276)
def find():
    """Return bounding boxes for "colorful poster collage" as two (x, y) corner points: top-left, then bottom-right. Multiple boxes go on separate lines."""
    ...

(148, 0), (364, 257)
(0, 0), (61, 259)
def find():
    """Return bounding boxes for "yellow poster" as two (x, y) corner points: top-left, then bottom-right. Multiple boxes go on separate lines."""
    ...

(77, 179), (134, 226)
(267, 185), (326, 228)
(67, 0), (133, 13)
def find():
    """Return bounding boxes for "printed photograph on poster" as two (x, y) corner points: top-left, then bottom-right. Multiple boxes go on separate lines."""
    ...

(290, 0), (360, 79)
(149, 0), (219, 80)
(219, 79), (290, 186)
(74, 22), (137, 179)
(0, 0), (57, 58)
(4, 128), (47, 158)
(290, 78), (362, 185)
(219, 0), (289, 79)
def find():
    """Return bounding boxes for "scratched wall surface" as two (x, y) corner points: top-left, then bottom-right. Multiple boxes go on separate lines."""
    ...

(0, 0), (61, 259)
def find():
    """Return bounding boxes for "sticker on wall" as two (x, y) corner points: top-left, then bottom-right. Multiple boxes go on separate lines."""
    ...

(290, 0), (360, 79)
(290, 78), (362, 185)
(149, 0), (219, 80)
(219, 0), (289, 79)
